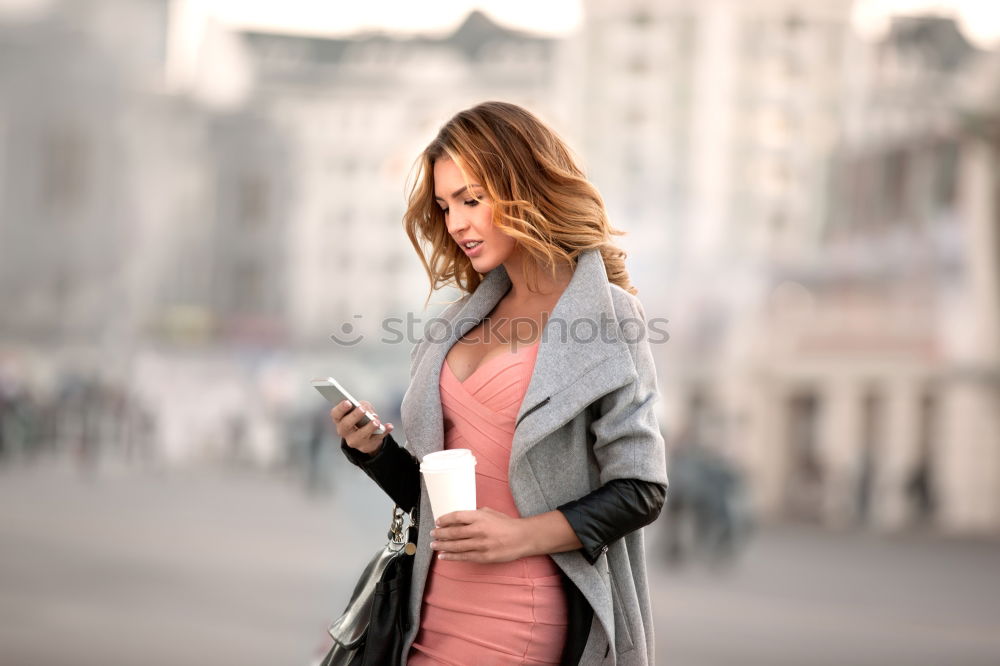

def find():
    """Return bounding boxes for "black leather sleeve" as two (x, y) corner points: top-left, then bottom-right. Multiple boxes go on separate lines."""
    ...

(340, 433), (421, 513)
(556, 478), (667, 565)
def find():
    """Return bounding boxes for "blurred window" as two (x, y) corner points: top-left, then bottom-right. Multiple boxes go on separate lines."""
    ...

(884, 149), (910, 222)
(623, 142), (642, 178)
(784, 390), (824, 521)
(233, 260), (264, 312)
(624, 106), (646, 127)
(335, 298), (350, 323)
(383, 251), (400, 274)
(770, 158), (792, 193)
(628, 53), (649, 75)
(771, 210), (787, 235)
(339, 207), (353, 230)
(687, 386), (709, 445)
(340, 250), (354, 272)
(911, 388), (938, 522)
(783, 52), (802, 79)
(931, 141), (958, 212)
(741, 18), (763, 59)
(238, 173), (269, 227)
(784, 13), (804, 36)
(631, 9), (653, 28)
(40, 126), (88, 214)
(676, 15), (696, 55)
(825, 23), (843, 67)
(51, 271), (70, 308)
(858, 388), (884, 525)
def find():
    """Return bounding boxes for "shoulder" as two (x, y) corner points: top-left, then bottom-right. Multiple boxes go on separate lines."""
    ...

(606, 285), (660, 380)
(607, 284), (651, 351)
(608, 284), (648, 322)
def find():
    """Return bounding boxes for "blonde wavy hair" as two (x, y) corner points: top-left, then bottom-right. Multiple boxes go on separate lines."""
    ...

(403, 101), (636, 303)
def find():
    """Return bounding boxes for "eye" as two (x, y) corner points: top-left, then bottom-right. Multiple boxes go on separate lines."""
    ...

(463, 198), (479, 207)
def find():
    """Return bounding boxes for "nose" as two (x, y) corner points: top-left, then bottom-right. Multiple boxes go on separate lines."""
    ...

(445, 209), (469, 237)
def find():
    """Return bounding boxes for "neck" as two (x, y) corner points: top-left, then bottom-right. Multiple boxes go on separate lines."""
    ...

(502, 246), (573, 303)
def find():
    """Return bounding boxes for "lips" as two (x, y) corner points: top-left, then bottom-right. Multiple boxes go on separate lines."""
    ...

(460, 239), (484, 257)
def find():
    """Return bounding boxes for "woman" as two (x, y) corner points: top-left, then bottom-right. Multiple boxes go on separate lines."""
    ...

(331, 101), (668, 665)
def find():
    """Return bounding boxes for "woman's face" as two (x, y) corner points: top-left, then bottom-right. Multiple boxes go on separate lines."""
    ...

(433, 157), (516, 273)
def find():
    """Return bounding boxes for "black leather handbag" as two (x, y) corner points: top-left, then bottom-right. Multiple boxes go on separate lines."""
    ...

(320, 505), (418, 666)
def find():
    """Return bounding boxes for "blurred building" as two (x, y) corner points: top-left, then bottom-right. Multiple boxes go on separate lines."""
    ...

(773, 16), (999, 532)
(623, 8), (998, 534)
(569, 2), (999, 534)
(1, 0), (997, 528)
(0, 0), (175, 351)
(0, 3), (568, 463)
(0, 0), (295, 350)
(237, 10), (566, 347)
(0, 0), (295, 463)
(568, 0), (854, 305)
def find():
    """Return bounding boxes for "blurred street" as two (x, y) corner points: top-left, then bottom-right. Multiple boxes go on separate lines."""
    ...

(1, 462), (999, 666)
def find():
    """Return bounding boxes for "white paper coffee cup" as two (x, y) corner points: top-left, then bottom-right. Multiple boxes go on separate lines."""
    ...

(420, 449), (477, 522)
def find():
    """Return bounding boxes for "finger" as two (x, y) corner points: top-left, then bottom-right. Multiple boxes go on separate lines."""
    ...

(330, 400), (354, 422)
(438, 550), (484, 562)
(340, 409), (376, 446)
(431, 524), (473, 541)
(340, 403), (367, 430)
(345, 432), (388, 456)
(355, 417), (380, 440)
(432, 537), (481, 553)
(436, 510), (478, 527)
(358, 400), (378, 417)
(335, 406), (364, 439)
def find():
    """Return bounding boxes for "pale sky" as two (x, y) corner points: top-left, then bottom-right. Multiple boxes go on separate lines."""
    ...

(0, 0), (996, 46)
(201, 0), (583, 37)
(195, 0), (1000, 47)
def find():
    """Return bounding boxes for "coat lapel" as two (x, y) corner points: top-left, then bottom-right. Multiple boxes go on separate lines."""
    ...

(400, 249), (635, 466)
(401, 265), (510, 460)
(509, 249), (635, 468)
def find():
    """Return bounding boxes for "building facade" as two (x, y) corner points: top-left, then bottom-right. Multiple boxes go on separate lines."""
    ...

(238, 11), (566, 348)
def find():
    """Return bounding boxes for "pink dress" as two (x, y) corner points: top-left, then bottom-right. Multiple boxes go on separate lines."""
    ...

(408, 341), (569, 665)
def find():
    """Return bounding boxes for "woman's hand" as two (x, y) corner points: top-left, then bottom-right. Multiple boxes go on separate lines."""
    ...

(430, 507), (530, 563)
(429, 507), (583, 563)
(330, 399), (394, 455)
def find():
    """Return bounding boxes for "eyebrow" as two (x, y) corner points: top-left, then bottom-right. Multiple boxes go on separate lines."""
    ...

(434, 184), (481, 202)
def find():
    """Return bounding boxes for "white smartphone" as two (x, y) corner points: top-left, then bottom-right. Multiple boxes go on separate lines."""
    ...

(311, 377), (386, 435)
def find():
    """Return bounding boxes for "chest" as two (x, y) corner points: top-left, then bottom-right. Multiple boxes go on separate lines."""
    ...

(443, 301), (552, 384)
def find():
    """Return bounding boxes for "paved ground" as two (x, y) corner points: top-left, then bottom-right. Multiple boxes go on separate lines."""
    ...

(1, 459), (999, 666)
(649, 522), (1000, 666)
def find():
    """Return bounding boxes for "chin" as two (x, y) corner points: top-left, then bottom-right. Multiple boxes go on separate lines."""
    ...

(469, 254), (500, 274)
(469, 258), (491, 273)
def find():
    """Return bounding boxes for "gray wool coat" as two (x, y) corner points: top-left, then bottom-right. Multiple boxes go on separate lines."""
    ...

(398, 247), (669, 665)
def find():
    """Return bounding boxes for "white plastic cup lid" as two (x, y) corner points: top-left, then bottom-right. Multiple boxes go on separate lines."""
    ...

(420, 449), (476, 472)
